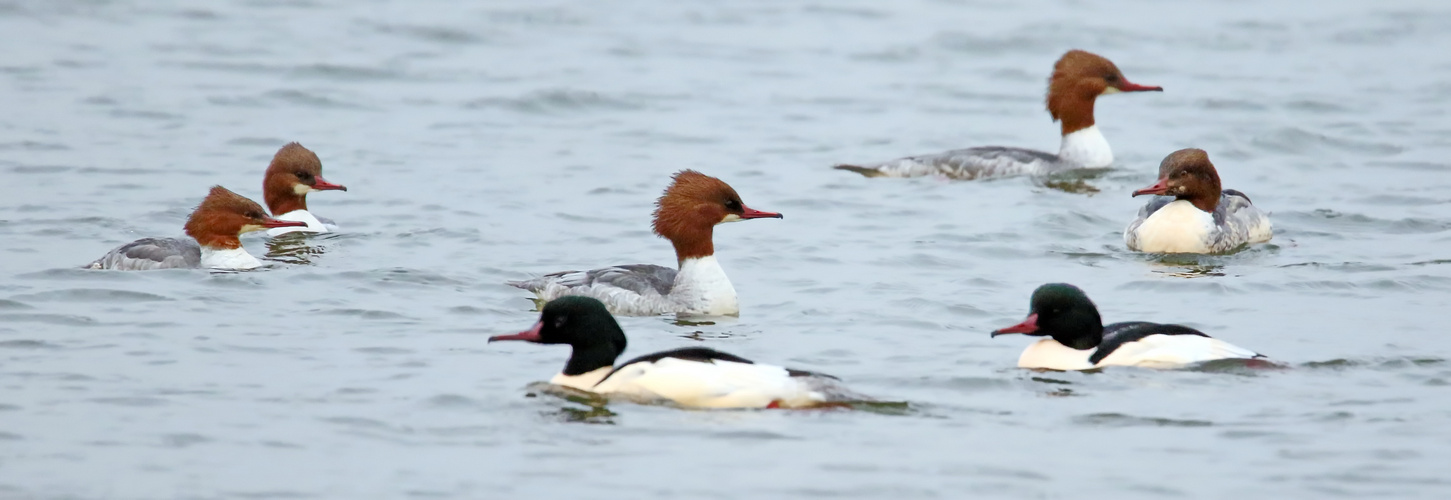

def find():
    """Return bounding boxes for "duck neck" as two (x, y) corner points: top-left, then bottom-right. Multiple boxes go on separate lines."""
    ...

(563, 344), (620, 376)
(1052, 328), (1103, 351)
(1182, 180), (1222, 213)
(1049, 86), (1113, 167)
(1047, 310), (1106, 350)
(668, 225), (715, 266)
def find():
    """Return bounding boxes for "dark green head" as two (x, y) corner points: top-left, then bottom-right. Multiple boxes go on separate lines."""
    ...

(490, 296), (629, 375)
(991, 283), (1105, 350)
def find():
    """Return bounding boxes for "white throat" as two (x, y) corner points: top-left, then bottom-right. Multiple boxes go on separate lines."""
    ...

(671, 256), (739, 316)
(551, 366), (614, 391)
(199, 246), (263, 270)
(267, 209), (328, 236)
(1058, 125), (1114, 168)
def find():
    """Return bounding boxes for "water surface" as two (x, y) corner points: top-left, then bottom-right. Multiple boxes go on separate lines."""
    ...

(3, 0), (1451, 498)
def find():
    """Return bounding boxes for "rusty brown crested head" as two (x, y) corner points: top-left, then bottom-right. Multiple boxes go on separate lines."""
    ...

(1132, 148), (1224, 213)
(185, 186), (307, 248)
(650, 170), (782, 264)
(1046, 50), (1162, 136)
(263, 142), (346, 215)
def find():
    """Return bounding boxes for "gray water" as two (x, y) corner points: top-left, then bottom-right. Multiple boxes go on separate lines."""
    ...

(3, 0), (1451, 498)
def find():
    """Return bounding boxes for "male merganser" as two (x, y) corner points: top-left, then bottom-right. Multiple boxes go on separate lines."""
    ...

(507, 170), (782, 317)
(490, 296), (854, 409)
(1124, 148), (1272, 254)
(834, 49), (1162, 179)
(86, 186), (307, 271)
(991, 283), (1262, 370)
(262, 142), (347, 236)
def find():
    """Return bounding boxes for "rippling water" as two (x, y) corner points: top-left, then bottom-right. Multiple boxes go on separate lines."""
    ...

(3, 0), (1451, 498)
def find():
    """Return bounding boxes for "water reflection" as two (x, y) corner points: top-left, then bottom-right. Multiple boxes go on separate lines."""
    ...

(528, 383), (617, 424)
(1040, 167), (1111, 194)
(264, 235), (329, 265)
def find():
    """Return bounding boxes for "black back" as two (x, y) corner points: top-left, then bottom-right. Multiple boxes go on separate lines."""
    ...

(1087, 321), (1209, 364)
(602, 347), (840, 384)
(616, 347), (755, 369)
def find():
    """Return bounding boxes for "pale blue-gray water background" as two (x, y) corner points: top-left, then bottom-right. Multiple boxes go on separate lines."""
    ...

(2, 0), (1450, 498)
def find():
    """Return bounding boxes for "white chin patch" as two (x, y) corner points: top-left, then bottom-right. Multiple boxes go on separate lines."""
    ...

(1100, 86), (1122, 95)
(239, 224), (265, 234)
(719, 213), (742, 224)
(292, 183), (313, 195)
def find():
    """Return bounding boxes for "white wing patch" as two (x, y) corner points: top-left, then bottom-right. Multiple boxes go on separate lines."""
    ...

(1016, 336), (1259, 371)
(593, 358), (827, 409)
(1094, 335), (1259, 368)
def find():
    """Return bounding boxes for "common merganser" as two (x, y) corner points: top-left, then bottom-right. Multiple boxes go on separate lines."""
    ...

(834, 50), (1162, 179)
(991, 283), (1262, 370)
(507, 170), (782, 317)
(1124, 148), (1272, 254)
(262, 142), (347, 236)
(490, 296), (856, 409)
(86, 186), (307, 271)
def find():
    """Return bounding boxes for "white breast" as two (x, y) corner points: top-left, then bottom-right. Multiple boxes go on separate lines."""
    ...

(1094, 335), (1260, 368)
(199, 247), (262, 270)
(268, 209), (329, 236)
(1127, 200), (1215, 253)
(1057, 125), (1113, 168)
(1016, 339), (1097, 371)
(549, 366), (614, 391)
(670, 256), (739, 316)
(591, 358), (825, 409)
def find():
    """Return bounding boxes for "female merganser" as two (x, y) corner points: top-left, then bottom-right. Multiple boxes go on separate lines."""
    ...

(490, 296), (854, 409)
(262, 142), (347, 236)
(1124, 148), (1272, 254)
(507, 170), (782, 317)
(835, 50), (1162, 179)
(991, 283), (1262, 370)
(86, 186), (307, 271)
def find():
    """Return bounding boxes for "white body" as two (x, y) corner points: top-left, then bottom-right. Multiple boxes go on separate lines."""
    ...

(199, 246), (262, 270)
(530, 256), (740, 317)
(549, 358), (828, 409)
(1125, 198), (1273, 254)
(1016, 336), (1260, 371)
(1128, 200), (1217, 253)
(1057, 125), (1113, 168)
(838, 125), (1115, 179)
(267, 209), (331, 236)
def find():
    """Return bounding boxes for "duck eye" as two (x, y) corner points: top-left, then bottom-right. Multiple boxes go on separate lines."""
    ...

(724, 199), (741, 211)
(1105, 74), (1119, 84)
(248, 211), (264, 219)
(295, 171), (313, 181)
(553, 315), (567, 328)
